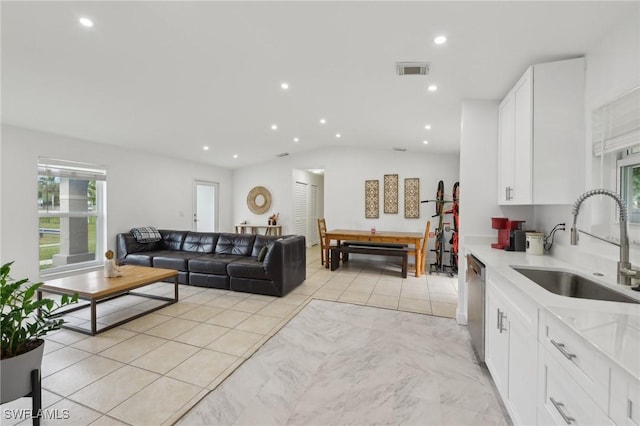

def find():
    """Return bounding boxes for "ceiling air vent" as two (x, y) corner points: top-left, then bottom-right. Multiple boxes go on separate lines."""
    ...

(392, 147), (407, 152)
(275, 152), (289, 158)
(396, 62), (430, 76)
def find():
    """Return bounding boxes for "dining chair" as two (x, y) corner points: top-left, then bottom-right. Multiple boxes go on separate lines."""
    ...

(408, 220), (431, 275)
(317, 218), (329, 266)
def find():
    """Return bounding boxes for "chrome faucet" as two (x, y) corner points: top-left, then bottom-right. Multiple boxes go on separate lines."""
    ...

(571, 189), (638, 286)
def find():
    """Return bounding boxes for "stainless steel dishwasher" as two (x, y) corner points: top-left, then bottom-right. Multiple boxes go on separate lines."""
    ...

(467, 254), (486, 362)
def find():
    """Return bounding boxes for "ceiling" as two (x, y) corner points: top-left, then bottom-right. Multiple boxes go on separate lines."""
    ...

(2, 1), (638, 169)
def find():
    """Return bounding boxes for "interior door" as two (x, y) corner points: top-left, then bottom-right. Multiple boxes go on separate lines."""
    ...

(194, 180), (217, 232)
(308, 184), (319, 245)
(294, 181), (309, 245)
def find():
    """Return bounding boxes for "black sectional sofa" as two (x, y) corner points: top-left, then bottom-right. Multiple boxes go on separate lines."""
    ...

(116, 230), (306, 297)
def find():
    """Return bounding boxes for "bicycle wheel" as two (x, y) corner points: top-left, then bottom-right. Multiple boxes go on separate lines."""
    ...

(435, 180), (445, 216)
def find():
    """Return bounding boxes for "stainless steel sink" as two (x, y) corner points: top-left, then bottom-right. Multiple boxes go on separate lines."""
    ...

(512, 267), (640, 304)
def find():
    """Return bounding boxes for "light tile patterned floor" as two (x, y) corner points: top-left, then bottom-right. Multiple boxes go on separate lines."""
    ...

(1, 247), (476, 426)
(178, 299), (509, 426)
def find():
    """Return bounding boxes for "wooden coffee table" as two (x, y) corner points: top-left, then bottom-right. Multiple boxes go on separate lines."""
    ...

(38, 265), (179, 335)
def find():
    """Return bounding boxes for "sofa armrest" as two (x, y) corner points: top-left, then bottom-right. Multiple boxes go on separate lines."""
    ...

(116, 233), (161, 261)
(263, 235), (306, 295)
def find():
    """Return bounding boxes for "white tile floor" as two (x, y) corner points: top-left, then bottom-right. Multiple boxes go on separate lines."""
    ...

(1, 247), (475, 426)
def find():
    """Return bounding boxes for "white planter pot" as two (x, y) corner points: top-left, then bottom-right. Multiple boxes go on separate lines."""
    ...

(0, 339), (45, 404)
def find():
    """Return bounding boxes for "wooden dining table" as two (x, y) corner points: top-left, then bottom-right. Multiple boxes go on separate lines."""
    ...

(324, 229), (425, 277)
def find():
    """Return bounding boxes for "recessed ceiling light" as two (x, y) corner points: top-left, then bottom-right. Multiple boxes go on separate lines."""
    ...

(434, 35), (447, 45)
(428, 84), (438, 92)
(233, 154), (238, 158)
(271, 124), (278, 130)
(423, 140), (429, 145)
(293, 137), (299, 142)
(336, 133), (341, 138)
(319, 118), (326, 124)
(203, 146), (209, 151)
(280, 82), (289, 90)
(424, 124), (432, 130)
(79, 17), (94, 28)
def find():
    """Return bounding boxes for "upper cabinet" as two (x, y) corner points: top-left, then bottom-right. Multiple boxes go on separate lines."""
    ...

(498, 58), (585, 205)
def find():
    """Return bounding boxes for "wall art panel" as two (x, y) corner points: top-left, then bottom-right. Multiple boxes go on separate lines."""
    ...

(365, 180), (379, 218)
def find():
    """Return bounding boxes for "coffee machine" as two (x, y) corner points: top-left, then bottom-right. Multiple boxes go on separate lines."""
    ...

(491, 218), (526, 251)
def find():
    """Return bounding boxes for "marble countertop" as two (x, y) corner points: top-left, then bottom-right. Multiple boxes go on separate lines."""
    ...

(464, 243), (640, 380)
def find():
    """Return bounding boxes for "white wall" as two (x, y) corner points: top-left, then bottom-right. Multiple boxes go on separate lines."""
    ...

(533, 13), (640, 271)
(457, 100), (535, 324)
(0, 125), (233, 280)
(232, 147), (459, 237)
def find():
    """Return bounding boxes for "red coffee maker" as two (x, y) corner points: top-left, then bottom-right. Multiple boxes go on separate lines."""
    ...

(491, 218), (525, 249)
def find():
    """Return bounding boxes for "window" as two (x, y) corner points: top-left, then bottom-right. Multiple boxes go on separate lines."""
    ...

(618, 149), (640, 224)
(38, 158), (106, 274)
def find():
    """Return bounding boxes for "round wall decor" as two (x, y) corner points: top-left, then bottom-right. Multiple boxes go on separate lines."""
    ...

(247, 186), (272, 214)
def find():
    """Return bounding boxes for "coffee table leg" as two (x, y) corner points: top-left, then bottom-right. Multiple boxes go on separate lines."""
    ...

(91, 300), (97, 335)
(174, 275), (179, 302)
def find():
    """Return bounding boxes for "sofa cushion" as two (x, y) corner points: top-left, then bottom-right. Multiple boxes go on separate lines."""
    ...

(227, 258), (269, 280)
(189, 254), (243, 275)
(153, 251), (202, 271)
(125, 250), (176, 267)
(215, 233), (256, 256)
(251, 235), (278, 257)
(183, 232), (218, 253)
(159, 230), (188, 250)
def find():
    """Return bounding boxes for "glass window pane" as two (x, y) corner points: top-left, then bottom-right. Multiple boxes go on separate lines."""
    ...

(38, 174), (104, 271)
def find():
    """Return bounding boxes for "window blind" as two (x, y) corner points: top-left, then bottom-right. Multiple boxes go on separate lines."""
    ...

(593, 85), (640, 156)
(38, 158), (106, 181)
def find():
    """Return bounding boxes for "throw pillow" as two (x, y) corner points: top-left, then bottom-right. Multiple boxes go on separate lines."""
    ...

(257, 244), (270, 262)
(131, 226), (162, 243)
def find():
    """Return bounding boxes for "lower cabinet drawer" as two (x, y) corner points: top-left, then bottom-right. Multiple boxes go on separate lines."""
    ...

(540, 311), (609, 409)
(539, 348), (611, 426)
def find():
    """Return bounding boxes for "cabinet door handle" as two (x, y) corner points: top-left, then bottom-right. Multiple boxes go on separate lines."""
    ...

(629, 399), (633, 420)
(551, 339), (577, 360)
(497, 308), (501, 330)
(505, 186), (513, 200)
(550, 397), (575, 424)
(499, 313), (507, 333)
(505, 187), (513, 200)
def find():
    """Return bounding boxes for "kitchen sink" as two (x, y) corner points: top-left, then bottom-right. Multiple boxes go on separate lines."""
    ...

(512, 267), (640, 304)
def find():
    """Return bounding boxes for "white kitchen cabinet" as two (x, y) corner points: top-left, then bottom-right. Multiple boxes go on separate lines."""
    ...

(610, 363), (640, 426)
(485, 269), (538, 425)
(485, 283), (509, 396)
(497, 57), (585, 205)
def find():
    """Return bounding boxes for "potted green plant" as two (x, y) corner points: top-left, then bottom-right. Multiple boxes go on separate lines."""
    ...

(1, 261), (78, 404)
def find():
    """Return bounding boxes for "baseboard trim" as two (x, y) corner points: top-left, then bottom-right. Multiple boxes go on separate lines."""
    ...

(456, 311), (467, 325)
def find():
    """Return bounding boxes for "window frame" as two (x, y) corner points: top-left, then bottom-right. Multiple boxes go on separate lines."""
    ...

(38, 159), (107, 277)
